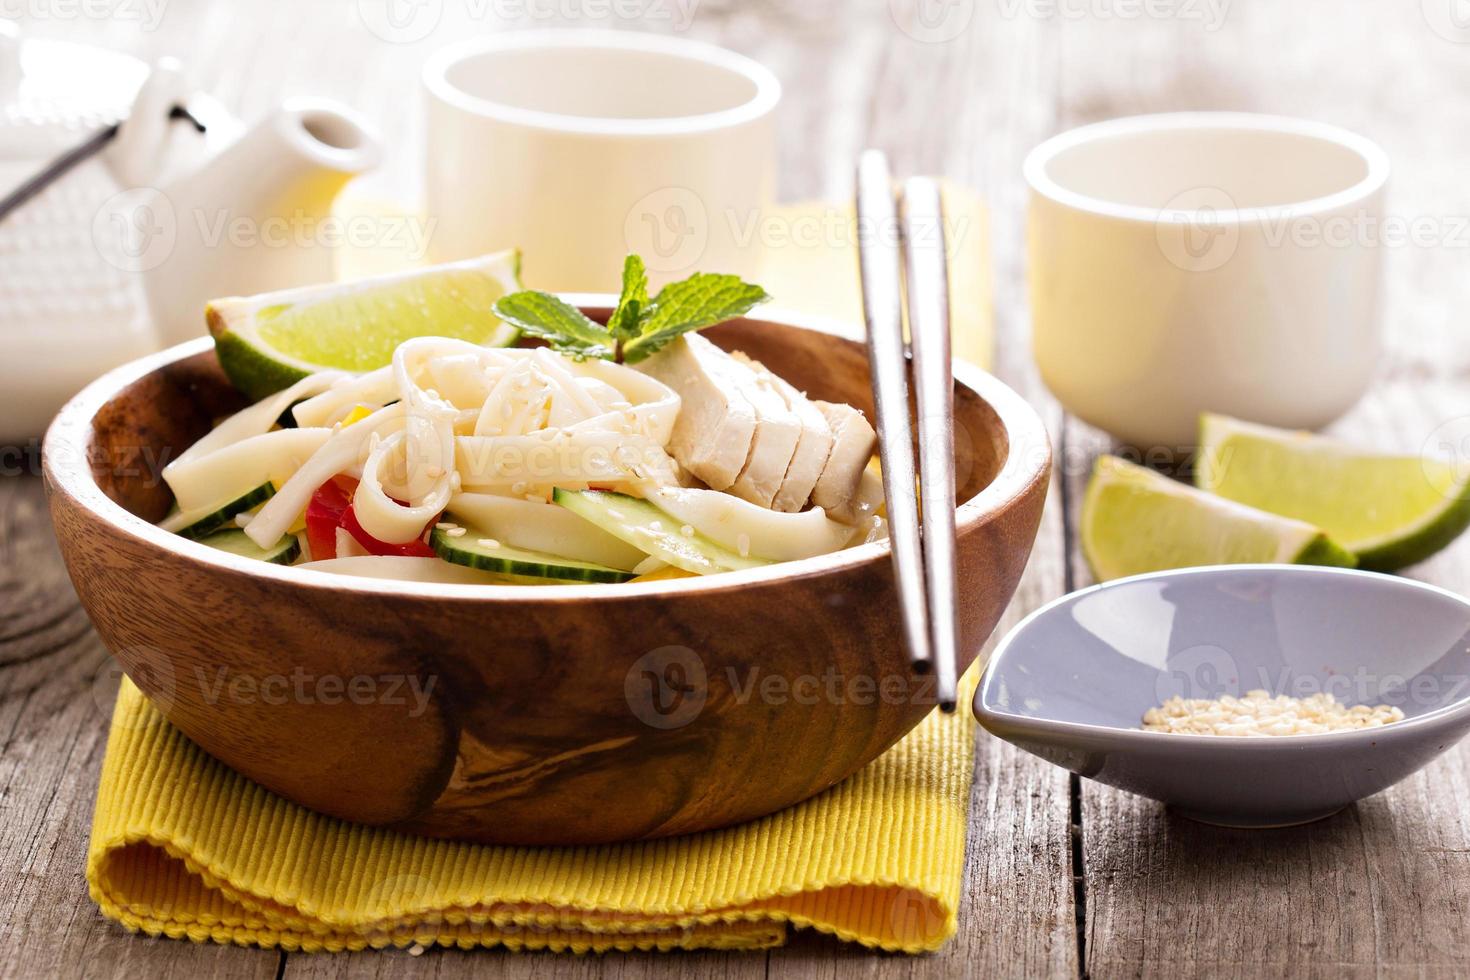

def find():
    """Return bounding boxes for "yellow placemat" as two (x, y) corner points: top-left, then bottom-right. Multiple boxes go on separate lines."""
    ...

(334, 182), (993, 371)
(88, 668), (980, 954)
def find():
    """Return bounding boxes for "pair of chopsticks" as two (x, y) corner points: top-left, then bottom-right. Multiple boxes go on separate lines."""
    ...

(854, 150), (959, 713)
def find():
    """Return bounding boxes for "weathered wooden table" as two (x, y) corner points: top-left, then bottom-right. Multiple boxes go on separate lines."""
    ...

(5, 1), (1469, 976)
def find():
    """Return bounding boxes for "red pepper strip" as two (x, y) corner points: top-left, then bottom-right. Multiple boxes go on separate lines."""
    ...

(304, 475), (356, 561)
(304, 475), (437, 559)
(340, 501), (437, 558)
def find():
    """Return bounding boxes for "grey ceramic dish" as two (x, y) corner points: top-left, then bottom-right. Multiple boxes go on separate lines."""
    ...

(974, 565), (1470, 827)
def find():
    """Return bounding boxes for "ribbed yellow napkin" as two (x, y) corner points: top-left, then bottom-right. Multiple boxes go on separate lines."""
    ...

(88, 667), (979, 954)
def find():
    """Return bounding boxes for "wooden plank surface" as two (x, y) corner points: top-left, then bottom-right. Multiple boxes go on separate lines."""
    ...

(0, 477), (285, 979)
(4, 1), (1470, 978)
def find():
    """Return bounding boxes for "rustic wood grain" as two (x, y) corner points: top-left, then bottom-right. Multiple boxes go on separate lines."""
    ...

(0, 477), (285, 979)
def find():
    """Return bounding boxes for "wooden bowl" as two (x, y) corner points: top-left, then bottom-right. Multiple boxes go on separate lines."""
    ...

(43, 303), (1051, 845)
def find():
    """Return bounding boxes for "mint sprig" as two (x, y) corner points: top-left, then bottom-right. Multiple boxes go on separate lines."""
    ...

(620, 273), (768, 363)
(488, 291), (615, 360)
(606, 255), (649, 343)
(492, 255), (769, 364)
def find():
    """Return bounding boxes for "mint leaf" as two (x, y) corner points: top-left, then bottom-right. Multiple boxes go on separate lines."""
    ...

(607, 255), (649, 343)
(493, 291), (614, 360)
(621, 273), (770, 363)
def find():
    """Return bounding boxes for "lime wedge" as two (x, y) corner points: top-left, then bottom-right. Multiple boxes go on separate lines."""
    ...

(1195, 413), (1470, 571)
(208, 250), (523, 399)
(1082, 455), (1355, 582)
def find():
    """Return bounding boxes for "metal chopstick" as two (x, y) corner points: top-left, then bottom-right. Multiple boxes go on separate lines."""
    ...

(854, 150), (936, 684)
(900, 177), (959, 712)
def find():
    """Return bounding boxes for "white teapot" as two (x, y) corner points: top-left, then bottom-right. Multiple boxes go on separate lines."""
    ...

(0, 23), (381, 445)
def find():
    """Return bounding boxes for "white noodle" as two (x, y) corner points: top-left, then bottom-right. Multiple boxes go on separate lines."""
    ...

(222, 340), (684, 547)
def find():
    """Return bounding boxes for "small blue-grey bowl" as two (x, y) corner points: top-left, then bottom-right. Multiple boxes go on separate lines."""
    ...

(974, 565), (1470, 827)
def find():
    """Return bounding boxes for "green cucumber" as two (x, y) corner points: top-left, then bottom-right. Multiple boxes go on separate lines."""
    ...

(551, 489), (771, 576)
(165, 482), (276, 540)
(195, 528), (300, 565)
(430, 523), (635, 583)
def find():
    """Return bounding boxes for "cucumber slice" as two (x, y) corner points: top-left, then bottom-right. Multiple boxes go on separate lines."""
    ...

(551, 489), (771, 576)
(430, 523), (636, 583)
(162, 483), (276, 540)
(195, 527), (300, 565)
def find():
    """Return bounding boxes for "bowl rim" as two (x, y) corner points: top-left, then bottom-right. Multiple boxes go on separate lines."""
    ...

(44, 297), (1052, 604)
(1023, 110), (1392, 225)
(421, 29), (782, 138)
(974, 563), (1470, 750)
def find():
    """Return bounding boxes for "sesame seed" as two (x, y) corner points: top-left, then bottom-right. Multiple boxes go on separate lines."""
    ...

(1142, 690), (1404, 736)
(446, 527), (467, 538)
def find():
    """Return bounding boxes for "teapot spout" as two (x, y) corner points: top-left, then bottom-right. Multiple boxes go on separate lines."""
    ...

(256, 98), (383, 204)
(175, 97), (382, 235)
(145, 98), (383, 347)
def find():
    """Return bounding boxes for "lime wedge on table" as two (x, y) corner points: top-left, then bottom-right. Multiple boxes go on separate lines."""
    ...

(208, 250), (523, 400)
(1196, 413), (1470, 571)
(1082, 455), (1356, 582)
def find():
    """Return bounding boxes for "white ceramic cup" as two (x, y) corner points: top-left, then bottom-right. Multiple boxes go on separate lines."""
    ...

(1026, 112), (1390, 449)
(423, 30), (780, 292)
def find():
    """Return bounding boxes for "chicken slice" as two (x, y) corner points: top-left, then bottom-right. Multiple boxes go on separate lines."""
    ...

(827, 462), (885, 525)
(732, 352), (834, 512)
(727, 359), (803, 509)
(636, 335), (756, 491)
(811, 401), (879, 518)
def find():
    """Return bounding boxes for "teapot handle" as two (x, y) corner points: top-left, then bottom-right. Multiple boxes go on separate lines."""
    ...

(106, 58), (205, 189)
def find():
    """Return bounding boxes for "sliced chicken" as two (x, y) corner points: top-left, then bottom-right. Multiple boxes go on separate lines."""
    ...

(636, 335), (756, 491)
(811, 401), (879, 517)
(727, 359), (803, 509)
(732, 352), (834, 512)
(639, 336), (880, 519)
(827, 462), (885, 525)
